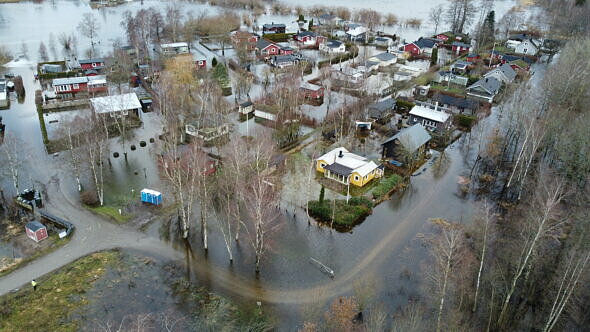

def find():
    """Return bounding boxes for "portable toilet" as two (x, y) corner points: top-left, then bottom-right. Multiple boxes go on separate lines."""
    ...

(140, 189), (162, 205)
(25, 221), (48, 242)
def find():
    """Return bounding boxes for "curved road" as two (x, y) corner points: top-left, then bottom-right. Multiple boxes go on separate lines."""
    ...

(0, 146), (455, 306)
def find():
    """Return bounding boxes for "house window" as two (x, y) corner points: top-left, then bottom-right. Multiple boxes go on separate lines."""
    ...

(354, 175), (360, 181)
(319, 162), (326, 168)
(92, 63), (97, 67)
(523, 48), (528, 53)
(73, 83), (79, 89)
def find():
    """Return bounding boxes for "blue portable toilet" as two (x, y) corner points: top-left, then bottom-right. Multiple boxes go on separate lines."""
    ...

(141, 189), (162, 205)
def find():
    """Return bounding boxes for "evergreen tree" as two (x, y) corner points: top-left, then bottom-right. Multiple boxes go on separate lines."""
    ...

(430, 47), (438, 67)
(481, 11), (495, 47)
(319, 186), (325, 204)
(212, 57), (218, 67)
(308, 19), (314, 31)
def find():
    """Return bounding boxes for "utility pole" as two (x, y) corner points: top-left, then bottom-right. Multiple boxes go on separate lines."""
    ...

(489, 42), (496, 68)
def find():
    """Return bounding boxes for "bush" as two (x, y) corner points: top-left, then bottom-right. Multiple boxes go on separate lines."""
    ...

(80, 191), (99, 207)
(396, 99), (415, 111)
(455, 114), (477, 129)
(372, 174), (403, 199)
(308, 197), (373, 227)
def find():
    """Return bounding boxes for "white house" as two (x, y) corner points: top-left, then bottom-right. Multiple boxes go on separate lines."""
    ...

(254, 105), (279, 121)
(346, 25), (368, 41)
(368, 52), (397, 68)
(160, 42), (190, 56)
(409, 104), (452, 132)
(90, 93), (142, 118)
(515, 38), (539, 56)
(393, 72), (412, 81)
(320, 40), (346, 54)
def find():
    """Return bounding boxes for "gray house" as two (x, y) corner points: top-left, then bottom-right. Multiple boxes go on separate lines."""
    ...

(431, 93), (479, 115)
(381, 124), (431, 165)
(466, 77), (502, 103)
(484, 63), (517, 84)
(368, 98), (396, 123)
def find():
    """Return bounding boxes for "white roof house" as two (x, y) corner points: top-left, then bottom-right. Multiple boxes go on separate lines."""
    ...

(409, 105), (451, 123)
(90, 93), (142, 116)
(316, 147), (383, 186)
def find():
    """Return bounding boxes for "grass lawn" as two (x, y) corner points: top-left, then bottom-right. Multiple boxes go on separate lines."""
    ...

(308, 197), (373, 229)
(430, 83), (467, 96)
(371, 174), (404, 200)
(0, 251), (120, 332)
(88, 205), (132, 224)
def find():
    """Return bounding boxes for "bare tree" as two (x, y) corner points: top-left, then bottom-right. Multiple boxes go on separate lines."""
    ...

(0, 133), (24, 196)
(445, 0), (477, 34)
(38, 42), (49, 62)
(497, 179), (566, 327)
(78, 13), (100, 55)
(429, 5), (446, 34)
(472, 201), (494, 313)
(83, 116), (109, 206)
(242, 133), (281, 273)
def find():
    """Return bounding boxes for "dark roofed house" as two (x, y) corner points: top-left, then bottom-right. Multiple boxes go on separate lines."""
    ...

(262, 23), (286, 34)
(431, 93), (479, 115)
(466, 77), (501, 103)
(381, 124), (431, 165)
(79, 58), (105, 70)
(452, 41), (471, 55)
(368, 98), (396, 123)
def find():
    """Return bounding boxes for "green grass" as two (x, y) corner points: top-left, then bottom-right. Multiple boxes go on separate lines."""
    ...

(430, 83), (467, 96)
(372, 174), (403, 199)
(0, 251), (120, 332)
(89, 205), (132, 223)
(308, 197), (373, 227)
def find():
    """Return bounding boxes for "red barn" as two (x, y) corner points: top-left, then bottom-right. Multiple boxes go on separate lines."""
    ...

(79, 58), (105, 70)
(300, 82), (324, 99)
(25, 221), (48, 242)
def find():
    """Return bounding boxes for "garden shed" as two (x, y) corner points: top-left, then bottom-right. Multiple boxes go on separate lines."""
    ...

(25, 221), (48, 242)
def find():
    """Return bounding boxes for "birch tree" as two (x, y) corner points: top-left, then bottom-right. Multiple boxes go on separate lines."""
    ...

(0, 134), (24, 196)
(243, 133), (281, 273)
(497, 179), (566, 326)
(83, 117), (109, 206)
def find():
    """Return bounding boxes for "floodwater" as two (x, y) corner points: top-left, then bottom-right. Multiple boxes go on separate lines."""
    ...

(0, 0), (545, 329)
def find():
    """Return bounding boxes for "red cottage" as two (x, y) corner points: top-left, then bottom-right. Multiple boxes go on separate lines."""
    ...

(25, 221), (48, 242)
(256, 39), (281, 58)
(452, 42), (471, 55)
(300, 82), (324, 99)
(79, 58), (105, 70)
(435, 33), (452, 42)
(52, 77), (89, 95)
(403, 42), (421, 56)
(466, 53), (480, 62)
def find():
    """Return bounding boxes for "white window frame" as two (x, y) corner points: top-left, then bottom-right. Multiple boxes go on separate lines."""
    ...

(72, 83), (79, 89)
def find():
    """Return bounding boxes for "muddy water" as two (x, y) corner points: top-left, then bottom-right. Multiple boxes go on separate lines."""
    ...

(0, 0), (545, 329)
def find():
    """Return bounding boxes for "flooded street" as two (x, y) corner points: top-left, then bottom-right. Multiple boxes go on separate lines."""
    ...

(0, 0), (547, 329)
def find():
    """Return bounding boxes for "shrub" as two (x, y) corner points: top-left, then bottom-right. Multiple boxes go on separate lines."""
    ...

(455, 114), (476, 129)
(319, 186), (325, 203)
(396, 99), (415, 111)
(80, 191), (99, 207)
(308, 197), (373, 226)
(372, 174), (403, 199)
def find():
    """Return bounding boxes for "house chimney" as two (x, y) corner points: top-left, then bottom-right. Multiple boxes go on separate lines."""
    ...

(338, 150), (344, 158)
(435, 101), (439, 112)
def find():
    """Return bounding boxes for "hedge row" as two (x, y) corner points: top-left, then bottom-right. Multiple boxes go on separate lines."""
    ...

(262, 33), (295, 43)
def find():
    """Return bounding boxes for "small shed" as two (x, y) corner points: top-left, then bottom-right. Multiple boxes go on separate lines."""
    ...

(141, 189), (162, 205)
(25, 221), (48, 242)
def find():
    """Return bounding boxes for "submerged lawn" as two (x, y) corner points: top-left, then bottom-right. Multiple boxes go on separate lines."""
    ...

(89, 205), (132, 224)
(0, 251), (120, 332)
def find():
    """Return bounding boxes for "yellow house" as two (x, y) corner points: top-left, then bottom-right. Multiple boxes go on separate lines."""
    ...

(316, 147), (383, 187)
